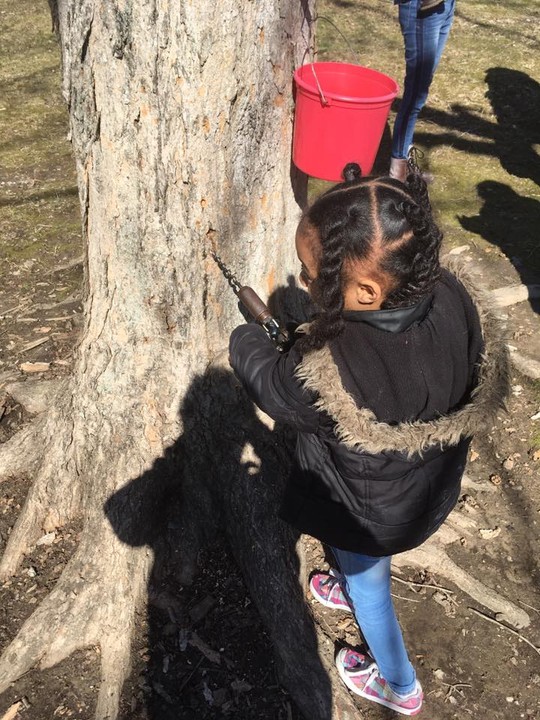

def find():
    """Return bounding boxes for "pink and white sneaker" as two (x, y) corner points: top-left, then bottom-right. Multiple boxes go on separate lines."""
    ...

(336, 648), (423, 716)
(309, 570), (353, 613)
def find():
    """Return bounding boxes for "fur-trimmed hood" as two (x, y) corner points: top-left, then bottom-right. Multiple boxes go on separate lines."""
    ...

(295, 259), (510, 457)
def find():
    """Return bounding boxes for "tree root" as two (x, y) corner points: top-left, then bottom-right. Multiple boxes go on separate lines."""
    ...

(0, 530), (149, 720)
(0, 419), (45, 483)
(394, 540), (530, 629)
(0, 401), (84, 580)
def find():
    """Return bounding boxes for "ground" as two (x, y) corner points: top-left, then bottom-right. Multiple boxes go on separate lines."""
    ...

(1, 0), (540, 719)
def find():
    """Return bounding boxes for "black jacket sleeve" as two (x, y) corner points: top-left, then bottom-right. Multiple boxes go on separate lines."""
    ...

(229, 324), (320, 433)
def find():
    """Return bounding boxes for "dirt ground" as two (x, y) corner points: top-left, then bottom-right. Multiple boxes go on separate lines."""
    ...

(1, 1), (540, 719)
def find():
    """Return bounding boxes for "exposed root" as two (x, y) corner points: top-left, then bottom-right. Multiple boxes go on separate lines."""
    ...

(94, 633), (134, 720)
(395, 542), (530, 629)
(0, 418), (45, 482)
(0, 405), (83, 579)
(0, 529), (149, 720)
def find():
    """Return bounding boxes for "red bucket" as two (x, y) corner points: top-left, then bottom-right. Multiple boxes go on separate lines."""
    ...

(293, 62), (399, 182)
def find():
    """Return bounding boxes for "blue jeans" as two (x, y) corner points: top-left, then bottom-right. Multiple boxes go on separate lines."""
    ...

(392, 0), (456, 159)
(332, 547), (416, 695)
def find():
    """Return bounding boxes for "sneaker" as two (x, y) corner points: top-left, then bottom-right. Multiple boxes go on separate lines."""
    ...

(309, 570), (353, 613)
(336, 648), (423, 716)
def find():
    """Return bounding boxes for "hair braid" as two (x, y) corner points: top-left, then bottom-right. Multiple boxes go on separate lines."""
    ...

(382, 189), (443, 308)
(297, 222), (347, 352)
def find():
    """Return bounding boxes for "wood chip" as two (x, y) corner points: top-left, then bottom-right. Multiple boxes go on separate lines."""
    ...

(19, 361), (50, 373)
(0, 702), (22, 720)
(189, 632), (221, 664)
(479, 527), (502, 540)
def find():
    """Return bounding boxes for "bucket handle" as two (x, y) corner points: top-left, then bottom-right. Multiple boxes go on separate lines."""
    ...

(306, 15), (361, 108)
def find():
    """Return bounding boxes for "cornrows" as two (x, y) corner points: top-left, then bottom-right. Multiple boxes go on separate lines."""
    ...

(297, 166), (443, 353)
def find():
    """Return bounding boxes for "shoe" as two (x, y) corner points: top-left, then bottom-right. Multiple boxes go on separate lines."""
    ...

(389, 156), (409, 182)
(309, 570), (353, 613)
(336, 648), (423, 716)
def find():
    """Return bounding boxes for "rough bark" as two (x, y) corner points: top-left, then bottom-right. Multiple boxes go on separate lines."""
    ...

(0, 1), (326, 718)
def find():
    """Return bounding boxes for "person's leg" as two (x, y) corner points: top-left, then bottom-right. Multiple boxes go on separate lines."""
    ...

(332, 547), (416, 695)
(391, 0), (456, 163)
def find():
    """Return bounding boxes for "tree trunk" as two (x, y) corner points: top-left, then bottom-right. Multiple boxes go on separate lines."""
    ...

(0, 2), (360, 719)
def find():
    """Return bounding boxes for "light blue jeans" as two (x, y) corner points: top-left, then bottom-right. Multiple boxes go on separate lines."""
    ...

(332, 547), (416, 695)
(392, 0), (456, 159)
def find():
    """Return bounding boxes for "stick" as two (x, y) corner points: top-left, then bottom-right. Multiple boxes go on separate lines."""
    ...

(392, 574), (455, 595)
(177, 656), (204, 695)
(518, 599), (540, 615)
(20, 337), (50, 353)
(391, 593), (421, 604)
(468, 607), (540, 657)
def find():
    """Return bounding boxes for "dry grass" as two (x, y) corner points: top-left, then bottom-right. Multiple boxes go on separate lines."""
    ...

(0, 0), (81, 308)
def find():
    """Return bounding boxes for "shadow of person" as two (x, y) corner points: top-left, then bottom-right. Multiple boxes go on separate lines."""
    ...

(484, 67), (540, 187)
(411, 68), (540, 185)
(104, 289), (333, 719)
(459, 180), (540, 312)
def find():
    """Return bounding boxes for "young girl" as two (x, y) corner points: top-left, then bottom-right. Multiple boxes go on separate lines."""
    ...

(229, 165), (508, 715)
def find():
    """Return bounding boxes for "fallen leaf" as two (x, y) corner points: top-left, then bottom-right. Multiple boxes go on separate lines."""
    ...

(469, 449), (479, 462)
(502, 457), (514, 471)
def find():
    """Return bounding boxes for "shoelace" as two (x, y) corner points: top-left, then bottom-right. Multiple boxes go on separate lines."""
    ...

(407, 146), (425, 175)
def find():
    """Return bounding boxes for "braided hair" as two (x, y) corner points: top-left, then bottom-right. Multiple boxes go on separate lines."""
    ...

(297, 164), (443, 353)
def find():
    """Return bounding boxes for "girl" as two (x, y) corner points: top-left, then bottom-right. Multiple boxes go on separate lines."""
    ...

(229, 165), (508, 715)
(390, 0), (456, 180)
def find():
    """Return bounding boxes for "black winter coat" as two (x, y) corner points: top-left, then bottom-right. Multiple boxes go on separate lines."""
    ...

(229, 265), (509, 556)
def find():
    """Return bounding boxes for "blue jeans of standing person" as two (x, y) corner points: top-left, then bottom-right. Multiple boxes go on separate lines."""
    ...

(392, 0), (456, 159)
(332, 547), (417, 695)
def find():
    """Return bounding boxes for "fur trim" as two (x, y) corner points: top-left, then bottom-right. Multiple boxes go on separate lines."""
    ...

(295, 259), (510, 457)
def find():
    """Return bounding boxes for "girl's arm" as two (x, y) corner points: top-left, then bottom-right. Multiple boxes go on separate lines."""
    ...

(229, 324), (320, 433)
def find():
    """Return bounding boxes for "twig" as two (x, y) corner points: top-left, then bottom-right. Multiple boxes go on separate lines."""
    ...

(468, 607), (540, 657)
(0, 298), (32, 317)
(20, 337), (50, 353)
(177, 656), (204, 694)
(392, 574), (455, 595)
(441, 681), (471, 701)
(391, 592), (421, 604)
(518, 599), (540, 615)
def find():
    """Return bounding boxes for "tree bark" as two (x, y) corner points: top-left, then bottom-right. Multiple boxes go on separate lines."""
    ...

(0, 2), (346, 719)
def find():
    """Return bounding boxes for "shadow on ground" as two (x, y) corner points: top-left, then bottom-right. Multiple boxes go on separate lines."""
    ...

(104, 281), (334, 720)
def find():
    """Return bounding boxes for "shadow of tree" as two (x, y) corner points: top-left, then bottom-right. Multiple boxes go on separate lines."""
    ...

(0, 187), (78, 208)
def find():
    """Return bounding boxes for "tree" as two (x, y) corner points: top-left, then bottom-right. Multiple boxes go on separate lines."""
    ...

(1, 2), (531, 719)
(0, 1), (359, 718)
